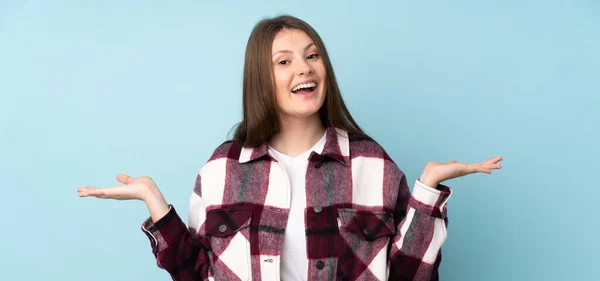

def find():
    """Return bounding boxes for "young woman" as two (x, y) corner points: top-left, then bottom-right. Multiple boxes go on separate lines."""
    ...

(78, 15), (502, 281)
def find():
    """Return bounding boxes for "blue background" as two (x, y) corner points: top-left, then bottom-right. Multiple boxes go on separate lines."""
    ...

(1, 1), (598, 280)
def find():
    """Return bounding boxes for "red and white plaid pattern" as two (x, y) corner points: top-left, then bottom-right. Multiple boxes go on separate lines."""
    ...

(142, 126), (452, 281)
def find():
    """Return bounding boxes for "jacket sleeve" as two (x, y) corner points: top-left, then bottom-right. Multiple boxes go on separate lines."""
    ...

(141, 173), (212, 281)
(388, 174), (452, 281)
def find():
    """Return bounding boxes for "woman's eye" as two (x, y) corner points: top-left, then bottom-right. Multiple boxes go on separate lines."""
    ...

(278, 60), (289, 65)
(307, 53), (319, 60)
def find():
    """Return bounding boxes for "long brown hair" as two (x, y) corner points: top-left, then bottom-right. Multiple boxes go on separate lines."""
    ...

(233, 15), (367, 147)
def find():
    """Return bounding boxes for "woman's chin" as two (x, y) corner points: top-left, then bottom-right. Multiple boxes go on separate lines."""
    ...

(281, 109), (322, 121)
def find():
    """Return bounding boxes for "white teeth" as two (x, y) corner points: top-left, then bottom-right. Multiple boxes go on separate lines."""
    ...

(292, 82), (317, 92)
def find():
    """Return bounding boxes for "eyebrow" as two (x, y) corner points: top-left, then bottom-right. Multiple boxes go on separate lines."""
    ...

(272, 43), (316, 56)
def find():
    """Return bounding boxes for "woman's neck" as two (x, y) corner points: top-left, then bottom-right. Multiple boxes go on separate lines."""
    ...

(269, 114), (326, 157)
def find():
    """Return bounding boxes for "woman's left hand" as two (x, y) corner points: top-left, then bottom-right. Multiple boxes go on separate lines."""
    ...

(419, 156), (503, 188)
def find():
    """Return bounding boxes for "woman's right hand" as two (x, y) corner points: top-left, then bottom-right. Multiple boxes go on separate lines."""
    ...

(78, 174), (170, 222)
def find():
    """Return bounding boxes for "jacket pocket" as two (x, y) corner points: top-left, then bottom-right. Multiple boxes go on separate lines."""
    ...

(336, 208), (396, 280)
(337, 209), (396, 241)
(205, 207), (252, 281)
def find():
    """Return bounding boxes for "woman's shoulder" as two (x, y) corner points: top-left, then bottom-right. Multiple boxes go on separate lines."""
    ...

(207, 139), (238, 161)
(344, 130), (404, 173)
(346, 131), (388, 157)
(196, 139), (240, 173)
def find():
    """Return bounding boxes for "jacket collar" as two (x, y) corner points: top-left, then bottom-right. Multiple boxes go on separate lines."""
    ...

(238, 126), (351, 166)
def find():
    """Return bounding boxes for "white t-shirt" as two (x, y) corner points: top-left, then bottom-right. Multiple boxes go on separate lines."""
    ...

(268, 133), (327, 281)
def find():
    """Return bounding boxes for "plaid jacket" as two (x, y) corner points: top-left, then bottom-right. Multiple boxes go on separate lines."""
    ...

(141, 126), (452, 281)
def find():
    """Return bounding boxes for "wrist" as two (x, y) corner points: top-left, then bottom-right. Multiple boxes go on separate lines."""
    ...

(419, 174), (439, 189)
(141, 186), (165, 204)
(143, 190), (170, 223)
(139, 182), (156, 200)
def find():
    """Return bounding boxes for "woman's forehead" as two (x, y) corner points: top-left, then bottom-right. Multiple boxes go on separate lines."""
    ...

(272, 29), (315, 53)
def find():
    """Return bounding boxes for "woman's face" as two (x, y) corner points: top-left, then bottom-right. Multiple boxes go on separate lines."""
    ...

(271, 29), (327, 121)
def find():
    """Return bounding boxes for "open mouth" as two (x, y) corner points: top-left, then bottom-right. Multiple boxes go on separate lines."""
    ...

(291, 81), (317, 94)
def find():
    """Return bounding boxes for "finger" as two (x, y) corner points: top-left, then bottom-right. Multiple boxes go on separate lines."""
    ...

(78, 185), (124, 199)
(78, 187), (106, 198)
(475, 167), (492, 174)
(78, 186), (100, 197)
(77, 186), (98, 194)
(471, 156), (502, 166)
(116, 174), (132, 184)
(477, 163), (502, 170)
(485, 156), (503, 164)
(78, 187), (90, 197)
(469, 164), (492, 174)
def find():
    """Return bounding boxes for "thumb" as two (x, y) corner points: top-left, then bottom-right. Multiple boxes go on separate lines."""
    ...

(116, 174), (132, 184)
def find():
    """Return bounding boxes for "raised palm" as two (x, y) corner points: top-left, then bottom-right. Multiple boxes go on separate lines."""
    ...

(77, 174), (157, 201)
(420, 156), (503, 187)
